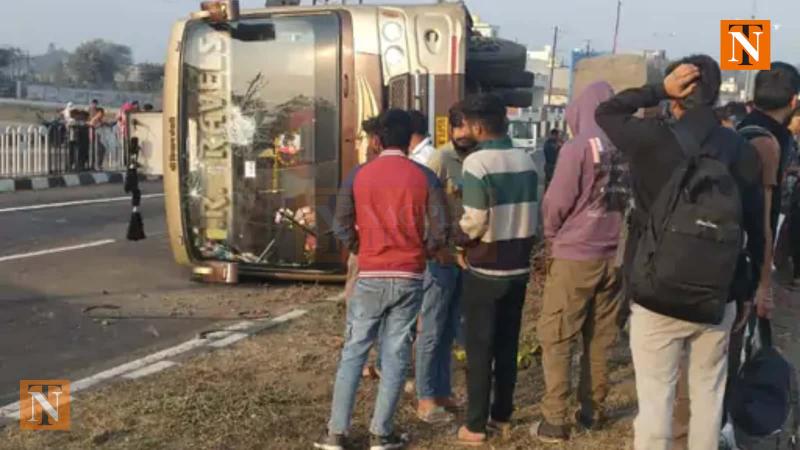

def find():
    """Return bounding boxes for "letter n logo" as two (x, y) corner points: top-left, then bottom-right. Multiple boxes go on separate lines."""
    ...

(721, 20), (771, 71)
(19, 380), (71, 430)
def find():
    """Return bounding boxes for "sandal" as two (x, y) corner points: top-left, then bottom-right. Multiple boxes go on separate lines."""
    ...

(455, 425), (486, 447)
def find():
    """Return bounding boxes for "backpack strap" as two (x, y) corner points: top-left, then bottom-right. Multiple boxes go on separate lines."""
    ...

(738, 124), (776, 143)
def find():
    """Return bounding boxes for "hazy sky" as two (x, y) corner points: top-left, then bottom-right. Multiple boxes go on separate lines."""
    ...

(1, 0), (798, 64)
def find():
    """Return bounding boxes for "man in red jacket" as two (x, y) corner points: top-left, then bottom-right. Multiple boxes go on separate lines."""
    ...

(316, 109), (449, 450)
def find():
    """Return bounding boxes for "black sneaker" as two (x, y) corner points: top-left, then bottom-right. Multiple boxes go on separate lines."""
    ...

(530, 420), (569, 444)
(313, 431), (346, 450)
(369, 432), (409, 450)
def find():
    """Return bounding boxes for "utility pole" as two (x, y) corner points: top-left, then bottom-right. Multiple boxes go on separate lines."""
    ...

(612, 0), (622, 54)
(745, 0), (757, 98)
(547, 25), (559, 106)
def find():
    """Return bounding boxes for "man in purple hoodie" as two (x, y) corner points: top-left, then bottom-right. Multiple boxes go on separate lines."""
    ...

(532, 82), (629, 443)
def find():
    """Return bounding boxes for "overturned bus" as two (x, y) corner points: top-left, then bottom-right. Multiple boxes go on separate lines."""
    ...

(161, 0), (533, 282)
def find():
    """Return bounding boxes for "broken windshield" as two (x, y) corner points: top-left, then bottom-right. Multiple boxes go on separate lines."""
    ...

(180, 14), (340, 268)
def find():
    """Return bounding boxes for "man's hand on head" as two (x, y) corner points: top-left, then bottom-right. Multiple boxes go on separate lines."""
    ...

(664, 64), (700, 100)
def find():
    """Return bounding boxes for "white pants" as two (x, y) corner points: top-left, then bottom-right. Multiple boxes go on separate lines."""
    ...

(630, 302), (736, 450)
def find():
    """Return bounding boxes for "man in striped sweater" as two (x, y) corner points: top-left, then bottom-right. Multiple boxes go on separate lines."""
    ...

(454, 94), (539, 446)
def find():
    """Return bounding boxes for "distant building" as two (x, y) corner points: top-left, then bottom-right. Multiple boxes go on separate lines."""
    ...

(526, 45), (569, 107)
(471, 14), (498, 38)
(569, 48), (605, 97)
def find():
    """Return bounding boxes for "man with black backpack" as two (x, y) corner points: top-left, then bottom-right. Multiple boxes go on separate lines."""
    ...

(596, 55), (765, 450)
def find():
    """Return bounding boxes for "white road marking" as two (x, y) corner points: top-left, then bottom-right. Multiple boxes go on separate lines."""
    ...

(0, 239), (116, 263)
(208, 332), (250, 348)
(224, 321), (256, 331)
(70, 338), (209, 392)
(0, 193), (165, 214)
(0, 309), (308, 420)
(273, 309), (307, 323)
(122, 361), (179, 380)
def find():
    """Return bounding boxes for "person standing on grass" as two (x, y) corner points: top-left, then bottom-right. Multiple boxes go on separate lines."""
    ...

(316, 109), (449, 450)
(334, 117), (383, 305)
(788, 109), (800, 286)
(531, 82), (628, 443)
(415, 101), (478, 424)
(452, 94), (538, 447)
(596, 55), (765, 450)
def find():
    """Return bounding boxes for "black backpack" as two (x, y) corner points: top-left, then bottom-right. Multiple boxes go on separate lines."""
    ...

(630, 122), (744, 324)
(730, 317), (799, 447)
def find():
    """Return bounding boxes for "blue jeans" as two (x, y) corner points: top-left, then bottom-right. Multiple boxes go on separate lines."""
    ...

(416, 262), (461, 400)
(328, 277), (423, 436)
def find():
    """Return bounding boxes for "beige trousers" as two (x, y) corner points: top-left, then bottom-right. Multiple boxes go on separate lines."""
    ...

(630, 302), (736, 450)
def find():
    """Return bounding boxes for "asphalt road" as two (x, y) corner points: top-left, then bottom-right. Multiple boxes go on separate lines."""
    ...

(0, 182), (218, 406)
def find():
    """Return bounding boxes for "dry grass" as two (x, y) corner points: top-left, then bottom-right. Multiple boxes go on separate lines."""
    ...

(1, 260), (642, 450)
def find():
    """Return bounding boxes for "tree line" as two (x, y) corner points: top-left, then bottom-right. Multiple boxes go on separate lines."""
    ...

(0, 40), (164, 93)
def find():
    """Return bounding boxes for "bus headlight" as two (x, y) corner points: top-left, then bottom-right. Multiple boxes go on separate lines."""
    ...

(384, 46), (405, 67)
(382, 22), (403, 42)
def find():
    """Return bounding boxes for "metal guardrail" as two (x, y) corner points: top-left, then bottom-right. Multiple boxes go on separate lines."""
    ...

(0, 123), (126, 179)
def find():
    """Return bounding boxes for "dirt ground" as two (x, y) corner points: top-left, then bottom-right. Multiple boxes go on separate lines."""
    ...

(3, 264), (800, 450)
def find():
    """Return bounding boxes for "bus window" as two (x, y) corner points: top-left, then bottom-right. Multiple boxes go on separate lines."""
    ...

(180, 14), (340, 268)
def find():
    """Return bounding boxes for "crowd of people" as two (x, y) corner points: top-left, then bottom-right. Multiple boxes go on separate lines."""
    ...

(314, 55), (800, 450)
(59, 99), (153, 171)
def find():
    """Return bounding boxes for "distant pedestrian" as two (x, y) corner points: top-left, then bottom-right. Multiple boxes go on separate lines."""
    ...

(316, 109), (449, 450)
(89, 101), (106, 170)
(453, 94), (538, 447)
(543, 128), (562, 190)
(532, 82), (628, 443)
(714, 101), (747, 129)
(408, 110), (435, 165)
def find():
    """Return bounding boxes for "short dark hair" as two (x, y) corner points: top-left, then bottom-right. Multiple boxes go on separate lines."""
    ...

(448, 101), (465, 128)
(715, 101), (747, 123)
(754, 62), (800, 111)
(460, 94), (508, 136)
(377, 109), (413, 150)
(91, 99), (99, 104)
(550, 129), (560, 136)
(408, 110), (428, 136)
(361, 117), (380, 136)
(665, 54), (721, 108)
